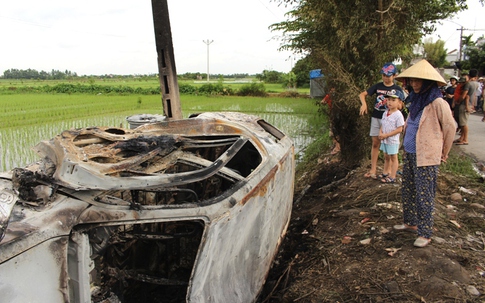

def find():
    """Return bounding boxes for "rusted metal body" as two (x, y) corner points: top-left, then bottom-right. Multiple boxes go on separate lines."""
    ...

(0, 112), (294, 303)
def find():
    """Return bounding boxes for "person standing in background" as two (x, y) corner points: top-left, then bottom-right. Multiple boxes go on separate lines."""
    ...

(455, 69), (478, 145)
(476, 77), (483, 112)
(444, 76), (458, 110)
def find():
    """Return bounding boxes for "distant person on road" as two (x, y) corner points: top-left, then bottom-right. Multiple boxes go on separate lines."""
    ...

(467, 69), (480, 113)
(377, 91), (405, 183)
(444, 76), (458, 110)
(452, 76), (466, 131)
(394, 59), (455, 248)
(455, 69), (478, 145)
(359, 63), (404, 179)
(476, 77), (483, 112)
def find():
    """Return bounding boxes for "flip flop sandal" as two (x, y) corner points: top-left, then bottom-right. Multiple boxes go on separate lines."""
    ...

(381, 176), (396, 183)
(364, 172), (377, 179)
(377, 173), (389, 179)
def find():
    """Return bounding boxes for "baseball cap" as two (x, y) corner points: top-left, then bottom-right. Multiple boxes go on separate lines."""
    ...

(387, 90), (405, 100)
(380, 63), (397, 76)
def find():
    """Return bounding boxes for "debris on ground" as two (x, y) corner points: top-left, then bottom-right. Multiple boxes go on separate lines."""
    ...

(260, 151), (485, 302)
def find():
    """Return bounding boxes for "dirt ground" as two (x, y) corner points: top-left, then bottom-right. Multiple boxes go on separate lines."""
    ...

(259, 148), (485, 303)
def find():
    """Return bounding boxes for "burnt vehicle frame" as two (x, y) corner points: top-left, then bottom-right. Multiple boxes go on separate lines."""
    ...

(0, 1), (294, 303)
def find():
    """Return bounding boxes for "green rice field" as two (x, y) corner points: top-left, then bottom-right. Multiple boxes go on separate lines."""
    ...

(0, 92), (325, 171)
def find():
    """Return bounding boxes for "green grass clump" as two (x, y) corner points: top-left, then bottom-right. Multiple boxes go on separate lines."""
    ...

(441, 150), (481, 179)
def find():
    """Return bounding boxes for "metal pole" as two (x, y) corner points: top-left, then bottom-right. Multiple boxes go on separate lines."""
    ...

(458, 26), (463, 62)
(151, 0), (182, 120)
(203, 39), (214, 82)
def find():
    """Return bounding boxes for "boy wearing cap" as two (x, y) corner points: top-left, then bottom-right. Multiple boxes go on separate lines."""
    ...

(378, 92), (405, 183)
(359, 63), (404, 179)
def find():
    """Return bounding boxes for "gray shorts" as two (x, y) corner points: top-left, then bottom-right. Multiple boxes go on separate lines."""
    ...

(369, 117), (382, 137)
(458, 103), (469, 126)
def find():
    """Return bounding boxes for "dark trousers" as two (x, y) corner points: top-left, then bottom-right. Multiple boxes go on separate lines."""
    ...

(401, 153), (438, 239)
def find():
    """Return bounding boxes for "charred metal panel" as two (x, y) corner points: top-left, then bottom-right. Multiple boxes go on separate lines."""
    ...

(0, 193), (90, 263)
(0, 238), (70, 303)
(0, 188), (17, 242)
(0, 112), (294, 303)
(187, 148), (294, 303)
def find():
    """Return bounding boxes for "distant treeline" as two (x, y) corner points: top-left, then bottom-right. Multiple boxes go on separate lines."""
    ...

(1, 82), (273, 97)
(1, 69), (292, 85)
(3, 69), (78, 80)
(1, 69), (256, 81)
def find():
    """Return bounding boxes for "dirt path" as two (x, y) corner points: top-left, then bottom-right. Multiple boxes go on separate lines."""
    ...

(260, 155), (485, 302)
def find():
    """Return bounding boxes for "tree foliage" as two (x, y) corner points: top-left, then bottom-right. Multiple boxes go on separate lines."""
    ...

(422, 38), (448, 67)
(255, 70), (285, 83)
(462, 36), (485, 74)
(272, 0), (466, 167)
(291, 55), (315, 88)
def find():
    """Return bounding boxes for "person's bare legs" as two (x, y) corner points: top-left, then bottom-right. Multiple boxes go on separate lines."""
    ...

(389, 154), (399, 179)
(455, 126), (463, 142)
(461, 125), (468, 143)
(382, 153), (391, 176)
(370, 136), (381, 175)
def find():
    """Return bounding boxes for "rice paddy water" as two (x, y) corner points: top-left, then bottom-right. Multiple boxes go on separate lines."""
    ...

(0, 94), (325, 171)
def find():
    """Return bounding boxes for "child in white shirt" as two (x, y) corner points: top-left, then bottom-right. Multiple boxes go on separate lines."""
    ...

(378, 92), (405, 183)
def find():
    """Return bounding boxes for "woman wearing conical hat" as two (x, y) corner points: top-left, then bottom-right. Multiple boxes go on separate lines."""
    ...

(393, 59), (455, 248)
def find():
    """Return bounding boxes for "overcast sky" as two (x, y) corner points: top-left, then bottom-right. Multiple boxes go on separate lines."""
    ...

(1, 0), (294, 76)
(426, 1), (485, 61)
(1, 1), (485, 76)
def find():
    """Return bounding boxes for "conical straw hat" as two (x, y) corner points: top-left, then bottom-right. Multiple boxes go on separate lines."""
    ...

(395, 59), (447, 86)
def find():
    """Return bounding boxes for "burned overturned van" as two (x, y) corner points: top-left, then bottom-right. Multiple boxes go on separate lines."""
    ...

(0, 112), (294, 302)
(0, 1), (295, 302)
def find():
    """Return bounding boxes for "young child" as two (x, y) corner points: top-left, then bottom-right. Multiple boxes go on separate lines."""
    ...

(359, 63), (404, 179)
(378, 91), (405, 183)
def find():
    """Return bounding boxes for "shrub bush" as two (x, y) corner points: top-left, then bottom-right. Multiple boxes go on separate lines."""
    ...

(236, 82), (267, 97)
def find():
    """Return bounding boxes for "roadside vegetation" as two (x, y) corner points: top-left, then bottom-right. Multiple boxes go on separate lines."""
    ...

(0, 77), (309, 97)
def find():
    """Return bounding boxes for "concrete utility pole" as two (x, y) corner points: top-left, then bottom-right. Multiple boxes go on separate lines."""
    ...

(457, 26), (485, 62)
(203, 39), (214, 82)
(151, 0), (182, 120)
